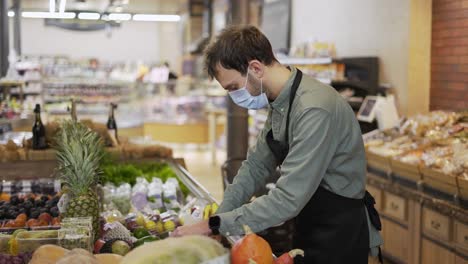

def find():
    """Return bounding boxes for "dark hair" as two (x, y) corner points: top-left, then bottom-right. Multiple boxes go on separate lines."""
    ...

(204, 25), (277, 79)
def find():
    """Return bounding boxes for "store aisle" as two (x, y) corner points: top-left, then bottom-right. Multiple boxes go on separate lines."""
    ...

(173, 149), (226, 202)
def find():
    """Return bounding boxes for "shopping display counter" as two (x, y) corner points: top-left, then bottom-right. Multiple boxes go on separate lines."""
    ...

(363, 111), (468, 264)
(367, 170), (468, 264)
(0, 153), (233, 263)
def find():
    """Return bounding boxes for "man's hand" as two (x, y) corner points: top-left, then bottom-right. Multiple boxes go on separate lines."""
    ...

(171, 220), (211, 237)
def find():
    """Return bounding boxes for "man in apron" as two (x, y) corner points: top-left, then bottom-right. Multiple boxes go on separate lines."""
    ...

(173, 25), (383, 263)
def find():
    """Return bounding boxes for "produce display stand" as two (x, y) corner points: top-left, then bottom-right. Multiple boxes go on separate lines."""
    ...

(366, 158), (468, 264)
(363, 109), (468, 264)
(0, 156), (215, 203)
(366, 152), (466, 206)
(0, 154), (243, 262)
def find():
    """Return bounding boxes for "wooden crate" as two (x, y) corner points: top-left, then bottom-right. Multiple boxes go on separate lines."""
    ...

(422, 207), (452, 242)
(381, 217), (410, 263)
(27, 149), (56, 161)
(457, 176), (468, 200)
(421, 167), (458, 195)
(390, 159), (422, 182)
(422, 239), (456, 264)
(0, 160), (57, 179)
(366, 151), (392, 172)
(383, 192), (408, 222)
(454, 220), (468, 255)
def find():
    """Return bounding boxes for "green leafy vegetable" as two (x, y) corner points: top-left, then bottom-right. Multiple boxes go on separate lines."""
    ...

(100, 161), (190, 197)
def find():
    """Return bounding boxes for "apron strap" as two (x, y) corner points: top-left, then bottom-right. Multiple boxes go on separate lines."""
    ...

(364, 191), (382, 231)
(284, 69), (303, 145)
(266, 68), (303, 165)
(378, 247), (383, 263)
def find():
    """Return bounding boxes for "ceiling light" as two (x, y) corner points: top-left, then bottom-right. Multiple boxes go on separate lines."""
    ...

(8, 11), (15, 17)
(132, 14), (181, 22)
(78, 12), (100, 20)
(22, 12), (76, 19)
(108, 13), (131, 21)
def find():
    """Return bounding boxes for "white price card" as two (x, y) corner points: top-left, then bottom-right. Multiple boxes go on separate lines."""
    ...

(54, 180), (62, 193)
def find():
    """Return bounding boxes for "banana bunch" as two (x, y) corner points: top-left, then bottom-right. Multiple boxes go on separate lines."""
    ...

(203, 203), (219, 220)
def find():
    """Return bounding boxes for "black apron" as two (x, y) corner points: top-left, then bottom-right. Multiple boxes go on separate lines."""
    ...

(265, 69), (382, 264)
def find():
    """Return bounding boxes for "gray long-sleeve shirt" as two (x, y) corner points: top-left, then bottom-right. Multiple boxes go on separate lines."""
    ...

(216, 67), (383, 253)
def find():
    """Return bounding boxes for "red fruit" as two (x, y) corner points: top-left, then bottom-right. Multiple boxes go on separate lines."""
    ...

(94, 239), (106, 254)
(38, 220), (49, 227)
(38, 213), (52, 223)
(275, 249), (304, 264)
(4, 220), (15, 228)
(231, 225), (273, 264)
(26, 219), (40, 227)
(51, 217), (61, 226)
(16, 213), (27, 222)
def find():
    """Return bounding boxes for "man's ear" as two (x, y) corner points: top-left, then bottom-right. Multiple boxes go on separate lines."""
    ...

(247, 60), (265, 79)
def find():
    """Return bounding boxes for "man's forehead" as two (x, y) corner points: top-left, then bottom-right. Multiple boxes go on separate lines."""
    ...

(215, 64), (241, 86)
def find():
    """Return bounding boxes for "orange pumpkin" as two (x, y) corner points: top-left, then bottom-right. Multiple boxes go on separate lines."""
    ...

(231, 225), (273, 264)
(0, 193), (10, 202)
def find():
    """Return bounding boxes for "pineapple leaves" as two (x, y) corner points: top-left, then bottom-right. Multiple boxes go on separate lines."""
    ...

(55, 120), (104, 197)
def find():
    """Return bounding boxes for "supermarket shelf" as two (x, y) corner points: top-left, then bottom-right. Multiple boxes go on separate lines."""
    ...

(42, 78), (134, 86)
(0, 116), (34, 132)
(0, 80), (25, 87)
(47, 110), (107, 115)
(278, 57), (333, 65)
(9, 92), (41, 95)
(45, 99), (128, 104)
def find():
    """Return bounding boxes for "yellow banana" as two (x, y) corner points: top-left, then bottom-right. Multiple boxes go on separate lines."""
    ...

(203, 204), (212, 220)
(211, 203), (219, 215)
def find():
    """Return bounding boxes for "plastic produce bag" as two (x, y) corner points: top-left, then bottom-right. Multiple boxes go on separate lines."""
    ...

(163, 178), (182, 210)
(147, 178), (164, 210)
(178, 198), (208, 226)
(132, 178), (149, 211)
(101, 183), (116, 206)
(112, 183), (132, 215)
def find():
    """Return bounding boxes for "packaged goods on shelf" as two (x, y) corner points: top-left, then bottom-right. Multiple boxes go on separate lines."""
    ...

(366, 111), (466, 157)
(364, 110), (468, 196)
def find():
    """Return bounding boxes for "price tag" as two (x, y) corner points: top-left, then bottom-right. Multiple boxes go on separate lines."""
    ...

(22, 180), (32, 193)
(3, 181), (12, 194)
(54, 180), (62, 193)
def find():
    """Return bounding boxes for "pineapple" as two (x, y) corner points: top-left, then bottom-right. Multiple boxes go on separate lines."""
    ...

(55, 120), (104, 242)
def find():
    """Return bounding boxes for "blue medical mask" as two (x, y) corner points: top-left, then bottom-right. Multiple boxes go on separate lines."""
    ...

(228, 70), (268, 110)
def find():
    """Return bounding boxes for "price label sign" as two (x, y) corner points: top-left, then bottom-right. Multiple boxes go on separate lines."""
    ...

(3, 181), (12, 194)
(54, 180), (62, 193)
(22, 180), (32, 193)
